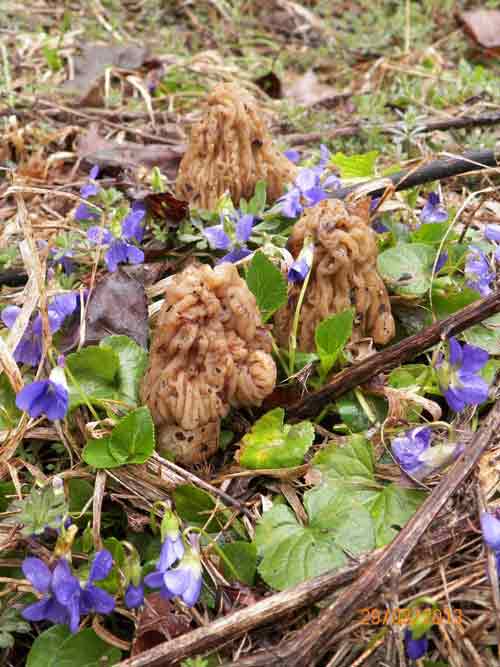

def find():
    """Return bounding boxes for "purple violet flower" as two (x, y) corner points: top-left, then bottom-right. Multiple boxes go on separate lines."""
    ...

(104, 240), (145, 273)
(203, 213), (254, 264)
(391, 426), (432, 476)
(80, 165), (100, 199)
(480, 511), (500, 551)
(437, 337), (490, 412)
(125, 583), (144, 609)
(79, 550), (115, 616)
(435, 251), (448, 273)
(121, 201), (146, 243)
(485, 223), (500, 243)
(16, 367), (69, 421)
(50, 248), (74, 275)
(22, 558), (81, 633)
(145, 533), (202, 607)
(465, 246), (495, 296)
(420, 192), (448, 224)
(284, 149), (300, 164)
(288, 258), (310, 284)
(404, 628), (429, 660)
(279, 153), (340, 219)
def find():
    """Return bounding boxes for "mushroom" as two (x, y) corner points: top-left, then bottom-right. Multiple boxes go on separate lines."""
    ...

(141, 262), (277, 465)
(274, 198), (395, 352)
(176, 83), (297, 210)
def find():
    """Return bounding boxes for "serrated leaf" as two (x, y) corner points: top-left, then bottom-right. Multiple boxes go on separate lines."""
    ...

(221, 541), (257, 585)
(432, 288), (479, 319)
(410, 221), (450, 244)
(464, 313), (500, 354)
(100, 335), (148, 404)
(83, 408), (155, 469)
(82, 437), (122, 469)
(27, 626), (121, 667)
(108, 407), (155, 464)
(312, 434), (374, 481)
(246, 251), (287, 322)
(315, 309), (354, 378)
(239, 408), (314, 469)
(255, 490), (374, 591)
(377, 243), (436, 296)
(366, 483), (425, 546)
(330, 151), (378, 179)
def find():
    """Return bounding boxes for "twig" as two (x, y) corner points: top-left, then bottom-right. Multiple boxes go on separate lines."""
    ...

(221, 400), (500, 667)
(287, 112), (500, 147)
(112, 552), (377, 667)
(287, 290), (500, 421)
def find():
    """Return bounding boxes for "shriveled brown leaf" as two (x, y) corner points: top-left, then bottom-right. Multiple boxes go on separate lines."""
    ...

(78, 125), (184, 180)
(85, 268), (149, 348)
(459, 10), (500, 51)
(61, 43), (151, 105)
(131, 592), (191, 656)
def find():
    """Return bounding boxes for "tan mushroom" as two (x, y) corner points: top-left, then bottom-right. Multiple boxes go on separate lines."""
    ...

(274, 198), (395, 352)
(141, 262), (277, 465)
(176, 83), (297, 210)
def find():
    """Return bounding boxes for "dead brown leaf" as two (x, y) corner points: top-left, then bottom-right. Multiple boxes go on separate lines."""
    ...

(84, 268), (149, 349)
(78, 125), (184, 180)
(131, 592), (191, 656)
(459, 10), (500, 51)
(61, 43), (152, 105)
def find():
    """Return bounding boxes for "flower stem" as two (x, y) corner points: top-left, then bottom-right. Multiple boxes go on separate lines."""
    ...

(288, 248), (313, 376)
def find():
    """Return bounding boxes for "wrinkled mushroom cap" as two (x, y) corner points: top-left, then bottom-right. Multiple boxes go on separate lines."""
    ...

(141, 262), (277, 464)
(275, 198), (395, 352)
(176, 83), (297, 210)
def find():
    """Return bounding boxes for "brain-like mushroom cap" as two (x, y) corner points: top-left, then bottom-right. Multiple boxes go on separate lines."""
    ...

(275, 198), (395, 352)
(141, 262), (277, 464)
(176, 83), (297, 210)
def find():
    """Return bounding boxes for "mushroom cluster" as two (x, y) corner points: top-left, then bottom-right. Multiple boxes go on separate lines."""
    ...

(176, 83), (297, 210)
(141, 263), (277, 465)
(274, 198), (395, 352)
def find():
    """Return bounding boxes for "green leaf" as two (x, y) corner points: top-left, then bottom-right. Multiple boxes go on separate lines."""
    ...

(221, 541), (257, 585)
(377, 243), (436, 296)
(366, 483), (425, 546)
(82, 437), (122, 469)
(246, 251), (287, 322)
(0, 482), (14, 513)
(255, 491), (374, 591)
(67, 479), (94, 513)
(82, 408), (155, 469)
(330, 151), (378, 179)
(248, 181), (267, 215)
(100, 335), (148, 404)
(239, 408), (314, 469)
(336, 391), (387, 433)
(66, 346), (119, 409)
(0, 375), (21, 429)
(312, 434), (374, 482)
(410, 222), (450, 245)
(14, 482), (68, 536)
(432, 288), (479, 318)
(27, 627), (121, 667)
(464, 313), (500, 354)
(315, 309), (354, 377)
(108, 407), (155, 464)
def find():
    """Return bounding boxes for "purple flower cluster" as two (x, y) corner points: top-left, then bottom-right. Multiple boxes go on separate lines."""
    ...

(87, 201), (146, 272)
(144, 531), (202, 608)
(436, 337), (490, 412)
(419, 192), (448, 224)
(203, 212), (254, 264)
(1, 293), (78, 367)
(22, 550), (115, 634)
(480, 511), (500, 582)
(278, 145), (340, 219)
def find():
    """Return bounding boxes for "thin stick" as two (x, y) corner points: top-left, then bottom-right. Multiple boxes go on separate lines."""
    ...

(287, 289), (500, 421)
